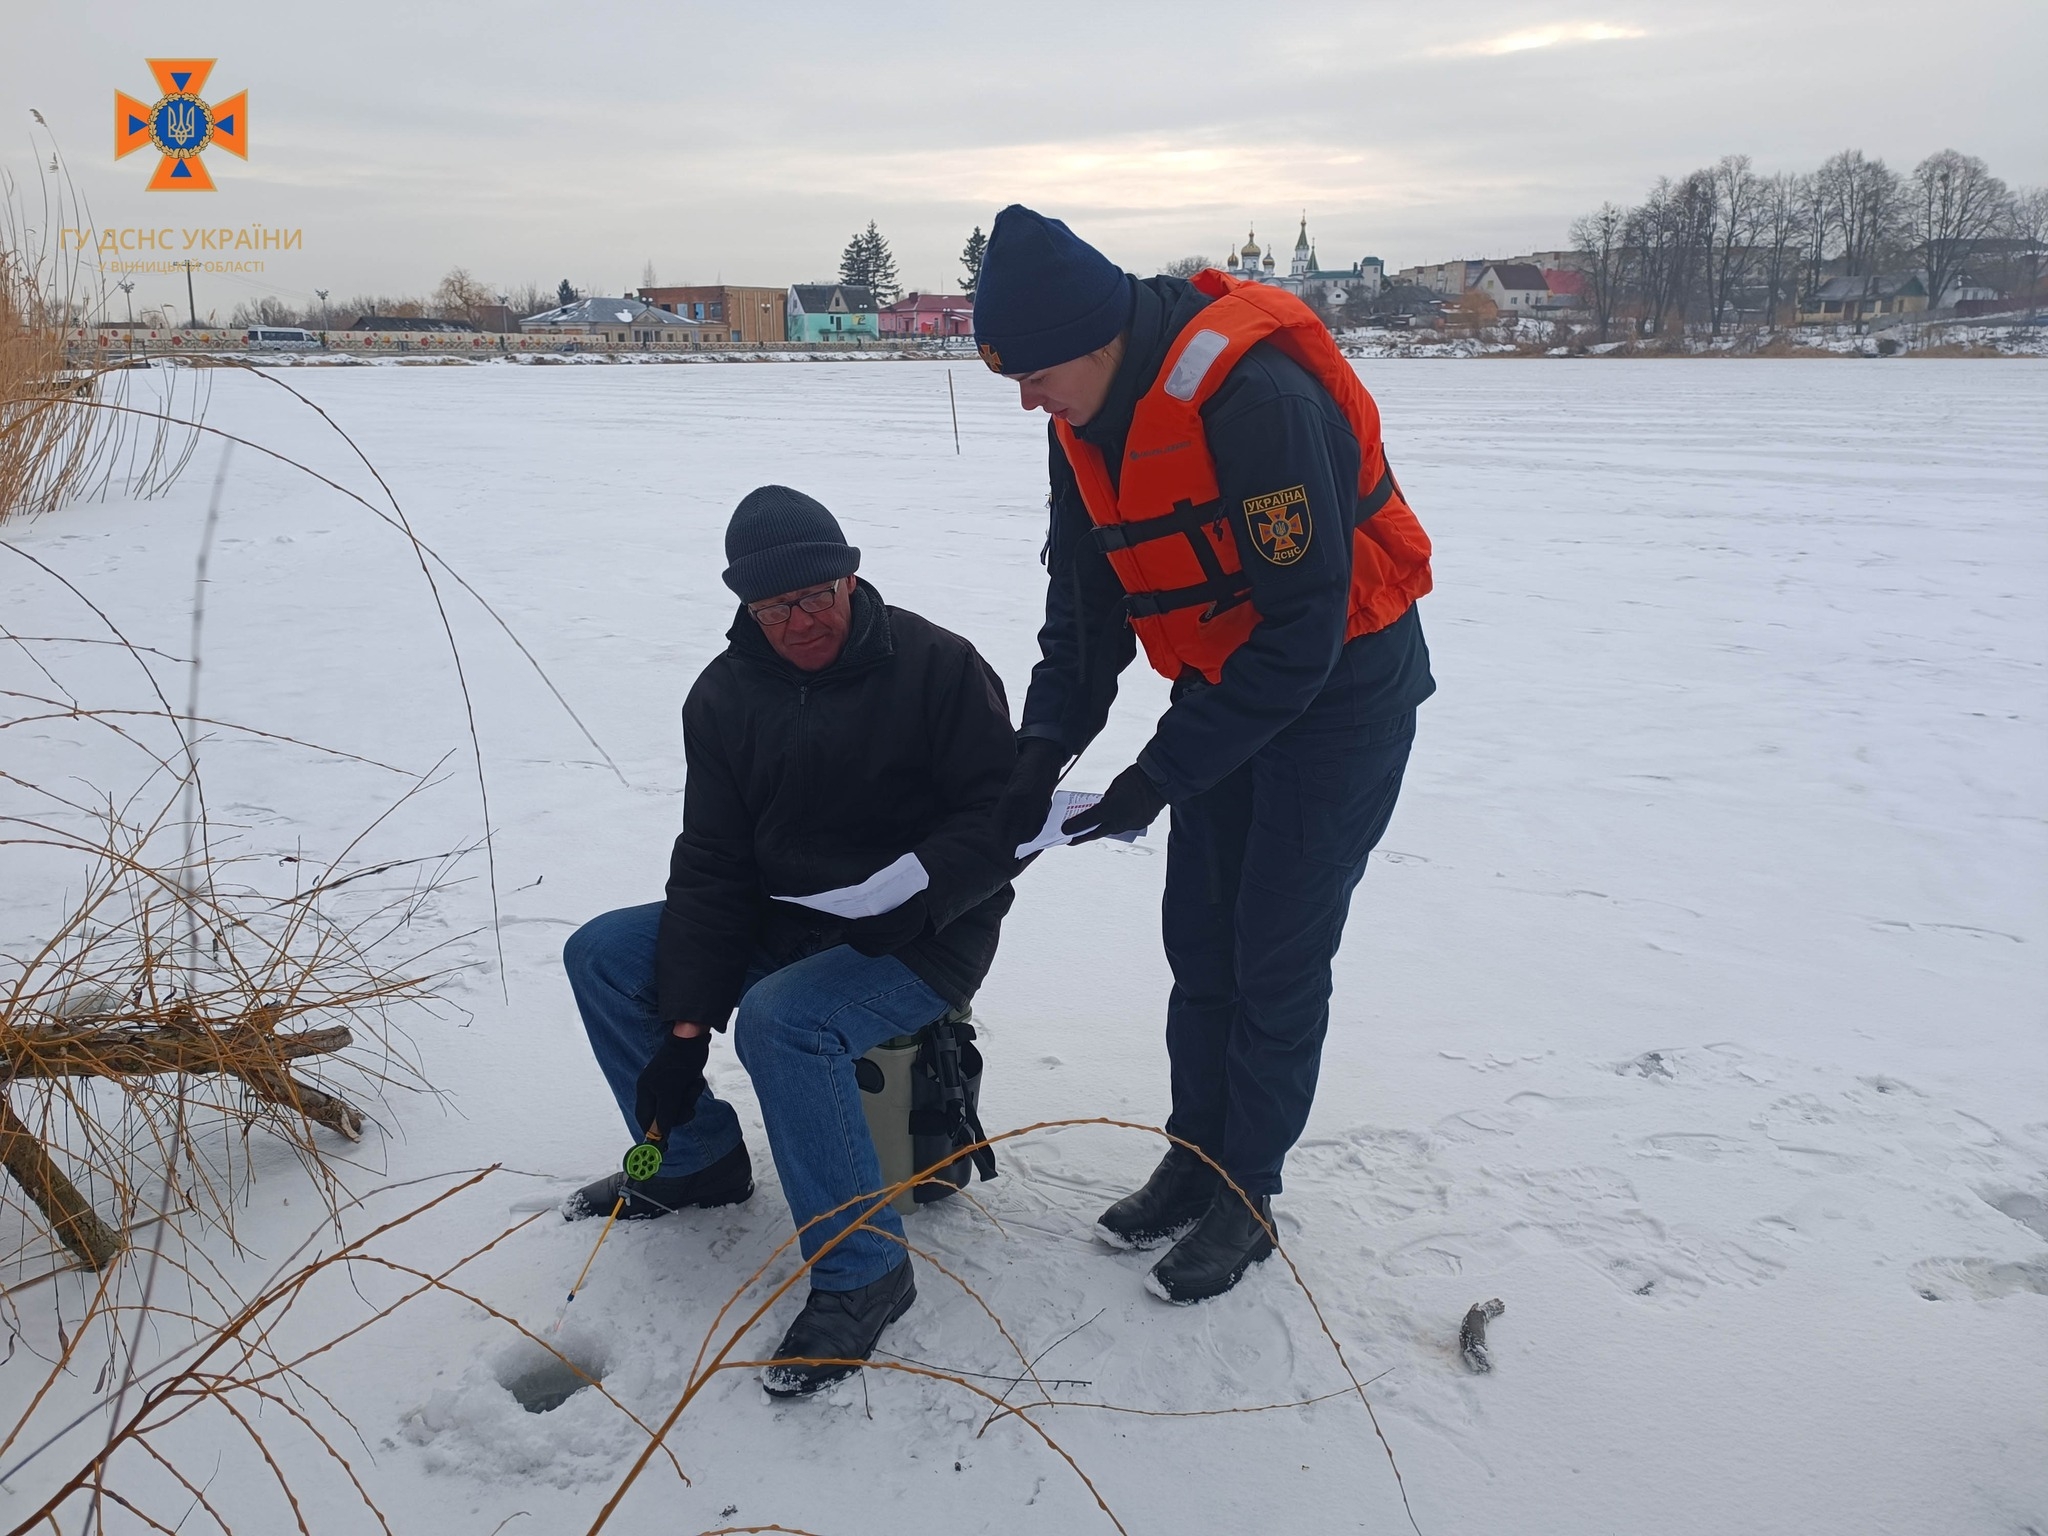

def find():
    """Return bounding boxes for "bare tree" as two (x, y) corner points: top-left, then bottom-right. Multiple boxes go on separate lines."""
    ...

(1569, 202), (1628, 343)
(228, 295), (303, 327)
(1796, 170), (1832, 306)
(1819, 149), (1904, 276)
(1624, 178), (1675, 336)
(1628, 171), (1715, 337)
(1159, 255), (1214, 278)
(433, 266), (494, 325)
(1706, 154), (1760, 334)
(505, 281), (556, 321)
(1753, 172), (1806, 328)
(2005, 186), (2048, 317)
(332, 291), (428, 322)
(1911, 149), (2009, 309)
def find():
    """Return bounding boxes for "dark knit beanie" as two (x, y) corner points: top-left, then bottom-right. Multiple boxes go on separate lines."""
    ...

(972, 204), (1132, 375)
(721, 485), (860, 602)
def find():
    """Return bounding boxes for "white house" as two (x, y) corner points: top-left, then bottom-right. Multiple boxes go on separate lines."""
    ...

(1472, 263), (1550, 313)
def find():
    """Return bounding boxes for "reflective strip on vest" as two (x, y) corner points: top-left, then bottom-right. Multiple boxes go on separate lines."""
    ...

(1164, 329), (1230, 401)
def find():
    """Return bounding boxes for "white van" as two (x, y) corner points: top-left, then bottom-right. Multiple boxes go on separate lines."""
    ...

(246, 327), (321, 351)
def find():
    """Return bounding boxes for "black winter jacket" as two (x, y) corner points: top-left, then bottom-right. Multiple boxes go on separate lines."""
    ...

(1019, 274), (1434, 803)
(655, 582), (1018, 1029)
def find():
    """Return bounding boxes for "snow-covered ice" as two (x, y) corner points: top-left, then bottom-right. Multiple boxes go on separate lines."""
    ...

(2, 358), (2043, 1533)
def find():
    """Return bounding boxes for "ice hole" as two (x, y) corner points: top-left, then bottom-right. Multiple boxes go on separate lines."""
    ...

(494, 1329), (609, 1414)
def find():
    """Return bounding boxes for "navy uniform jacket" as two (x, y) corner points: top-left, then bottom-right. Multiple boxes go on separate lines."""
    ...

(1018, 275), (1434, 802)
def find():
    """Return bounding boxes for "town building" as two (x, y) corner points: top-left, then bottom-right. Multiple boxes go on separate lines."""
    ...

(878, 292), (974, 337)
(1540, 268), (1587, 311)
(787, 284), (880, 342)
(636, 285), (787, 346)
(1222, 217), (1383, 311)
(517, 297), (707, 344)
(1472, 263), (1550, 313)
(1390, 259), (1489, 297)
(1797, 274), (1929, 325)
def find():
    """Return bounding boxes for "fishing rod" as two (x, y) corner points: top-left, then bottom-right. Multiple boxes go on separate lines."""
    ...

(549, 1130), (664, 1336)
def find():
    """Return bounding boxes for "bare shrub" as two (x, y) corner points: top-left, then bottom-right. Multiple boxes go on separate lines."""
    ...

(3, 1126), (1423, 1535)
(1, 130), (207, 524)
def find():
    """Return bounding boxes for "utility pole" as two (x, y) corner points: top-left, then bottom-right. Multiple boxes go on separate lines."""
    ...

(178, 260), (198, 328)
(118, 279), (135, 361)
(314, 288), (328, 331)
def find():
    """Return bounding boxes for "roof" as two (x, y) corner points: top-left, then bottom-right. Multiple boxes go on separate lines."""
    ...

(1483, 263), (1547, 293)
(789, 284), (878, 315)
(350, 315), (477, 332)
(1811, 273), (1927, 301)
(882, 292), (974, 313)
(519, 297), (697, 327)
(1543, 268), (1587, 297)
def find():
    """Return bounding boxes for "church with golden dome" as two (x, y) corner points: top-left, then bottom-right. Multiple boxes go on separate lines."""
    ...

(1223, 216), (1384, 312)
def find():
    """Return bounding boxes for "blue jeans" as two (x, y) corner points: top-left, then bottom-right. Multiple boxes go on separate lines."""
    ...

(564, 903), (948, 1290)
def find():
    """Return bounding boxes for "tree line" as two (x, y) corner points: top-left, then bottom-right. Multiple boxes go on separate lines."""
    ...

(1570, 148), (2045, 342)
(833, 222), (989, 304)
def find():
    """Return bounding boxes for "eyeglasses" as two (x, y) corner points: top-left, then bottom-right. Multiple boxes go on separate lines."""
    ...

(747, 579), (843, 628)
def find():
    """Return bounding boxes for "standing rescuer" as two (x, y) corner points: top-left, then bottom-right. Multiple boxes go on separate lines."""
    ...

(975, 204), (1436, 1303)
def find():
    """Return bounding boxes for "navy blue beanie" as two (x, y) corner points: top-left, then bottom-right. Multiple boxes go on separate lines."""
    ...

(721, 485), (860, 603)
(972, 204), (1132, 375)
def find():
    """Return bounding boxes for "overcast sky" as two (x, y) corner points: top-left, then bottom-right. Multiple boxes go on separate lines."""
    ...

(7, 0), (2043, 321)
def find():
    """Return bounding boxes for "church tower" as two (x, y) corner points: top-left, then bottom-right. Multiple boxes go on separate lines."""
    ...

(1237, 227), (1262, 277)
(1292, 214), (1312, 279)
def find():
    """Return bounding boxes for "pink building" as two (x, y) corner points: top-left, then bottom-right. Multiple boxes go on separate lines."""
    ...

(878, 292), (974, 337)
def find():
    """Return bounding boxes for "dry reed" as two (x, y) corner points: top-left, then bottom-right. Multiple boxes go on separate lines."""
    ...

(1, 1123), (1427, 1534)
(1, 131), (205, 524)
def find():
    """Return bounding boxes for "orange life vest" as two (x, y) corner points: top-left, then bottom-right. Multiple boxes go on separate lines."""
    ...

(1054, 270), (1432, 685)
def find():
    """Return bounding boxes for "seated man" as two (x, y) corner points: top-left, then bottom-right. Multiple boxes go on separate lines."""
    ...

(562, 485), (1017, 1398)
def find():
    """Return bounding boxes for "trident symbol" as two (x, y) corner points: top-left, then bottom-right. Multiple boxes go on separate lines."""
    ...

(165, 100), (198, 146)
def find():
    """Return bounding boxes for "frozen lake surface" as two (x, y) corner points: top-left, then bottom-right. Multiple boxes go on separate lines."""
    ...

(3, 358), (2043, 1533)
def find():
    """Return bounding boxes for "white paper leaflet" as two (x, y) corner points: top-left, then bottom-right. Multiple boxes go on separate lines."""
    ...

(1015, 789), (1146, 859)
(771, 851), (930, 919)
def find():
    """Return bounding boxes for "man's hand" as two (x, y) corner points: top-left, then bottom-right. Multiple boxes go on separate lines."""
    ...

(994, 737), (1068, 853)
(1061, 763), (1167, 844)
(845, 892), (928, 957)
(634, 1026), (711, 1146)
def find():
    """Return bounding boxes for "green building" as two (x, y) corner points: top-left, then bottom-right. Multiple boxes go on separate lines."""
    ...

(786, 283), (880, 342)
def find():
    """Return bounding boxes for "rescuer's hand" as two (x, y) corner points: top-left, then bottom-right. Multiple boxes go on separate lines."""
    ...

(845, 892), (930, 957)
(1062, 763), (1168, 844)
(634, 1028), (711, 1146)
(994, 737), (1068, 852)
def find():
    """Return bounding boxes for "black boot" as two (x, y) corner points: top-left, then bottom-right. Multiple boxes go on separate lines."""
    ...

(1096, 1144), (1221, 1250)
(563, 1141), (753, 1221)
(1146, 1189), (1275, 1304)
(761, 1258), (917, 1399)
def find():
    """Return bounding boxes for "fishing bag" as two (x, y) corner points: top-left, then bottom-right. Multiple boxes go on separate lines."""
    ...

(855, 1009), (996, 1216)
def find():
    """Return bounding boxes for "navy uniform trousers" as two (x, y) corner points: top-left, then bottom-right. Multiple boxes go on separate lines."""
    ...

(1160, 652), (1416, 1198)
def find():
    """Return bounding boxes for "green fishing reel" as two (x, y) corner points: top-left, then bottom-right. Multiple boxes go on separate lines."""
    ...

(622, 1139), (663, 1183)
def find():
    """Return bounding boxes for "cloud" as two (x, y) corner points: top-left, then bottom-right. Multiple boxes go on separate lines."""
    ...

(1431, 21), (1648, 58)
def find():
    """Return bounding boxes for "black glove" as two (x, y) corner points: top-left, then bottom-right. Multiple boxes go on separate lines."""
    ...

(845, 892), (929, 957)
(1062, 763), (1168, 845)
(993, 737), (1068, 853)
(634, 1029), (710, 1145)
